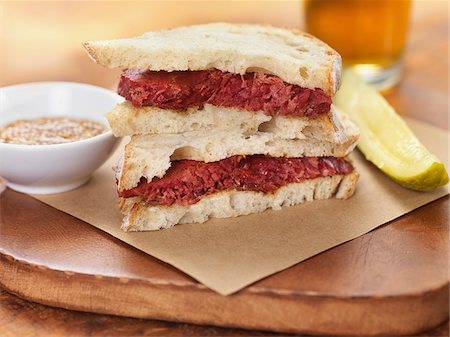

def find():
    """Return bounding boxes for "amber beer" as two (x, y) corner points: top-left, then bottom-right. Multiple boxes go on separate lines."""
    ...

(305, 0), (411, 89)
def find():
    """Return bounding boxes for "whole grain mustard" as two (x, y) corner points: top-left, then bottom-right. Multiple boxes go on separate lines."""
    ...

(0, 117), (107, 145)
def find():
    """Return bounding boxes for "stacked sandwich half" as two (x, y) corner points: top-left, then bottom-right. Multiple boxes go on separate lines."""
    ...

(84, 23), (359, 231)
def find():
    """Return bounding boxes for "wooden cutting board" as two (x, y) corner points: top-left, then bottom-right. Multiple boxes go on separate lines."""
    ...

(0, 188), (448, 336)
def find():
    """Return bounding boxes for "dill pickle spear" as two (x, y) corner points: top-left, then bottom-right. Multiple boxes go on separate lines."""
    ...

(333, 69), (448, 191)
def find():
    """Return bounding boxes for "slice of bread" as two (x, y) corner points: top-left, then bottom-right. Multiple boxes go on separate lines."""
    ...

(107, 102), (345, 141)
(83, 23), (341, 96)
(119, 171), (359, 231)
(116, 111), (359, 191)
(107, 102), (271, 137)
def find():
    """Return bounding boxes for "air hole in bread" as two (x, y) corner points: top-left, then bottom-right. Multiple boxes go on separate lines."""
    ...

(299, 67), (309, 79)
(170, 146), (201, 161)
(296, 46), (308, 52)
(245, 67), (275, 75)
(257, 121), (273, 133)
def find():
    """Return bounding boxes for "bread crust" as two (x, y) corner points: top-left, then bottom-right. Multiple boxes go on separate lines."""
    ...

(83, 23), (341, 95)
(119, 171), (359, 231)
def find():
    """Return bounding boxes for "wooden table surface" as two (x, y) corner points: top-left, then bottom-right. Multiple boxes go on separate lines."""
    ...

(1, 1), (448, 336)
(0, 288), (448, 337)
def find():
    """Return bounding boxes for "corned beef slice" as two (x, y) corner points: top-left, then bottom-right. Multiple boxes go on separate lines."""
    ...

(118, 69), (331, 118)
(120, 155), (353, 206)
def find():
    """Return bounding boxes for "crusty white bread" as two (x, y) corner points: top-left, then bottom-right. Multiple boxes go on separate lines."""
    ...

(107, 102), (271, 137)
(116, 111), (359, 191)
(119, 171), (359, 231)
(83, 23), (341, 96)
(107, 102), (345, 141)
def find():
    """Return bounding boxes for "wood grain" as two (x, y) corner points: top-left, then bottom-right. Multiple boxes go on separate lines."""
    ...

(0, 288), (277, 337)
(0, 1), (449, 336)
(0, 288), (448, 337)
(0, 189), (448, 336)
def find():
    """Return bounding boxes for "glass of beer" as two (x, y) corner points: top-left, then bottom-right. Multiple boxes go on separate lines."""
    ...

(304, 0), (412, 90)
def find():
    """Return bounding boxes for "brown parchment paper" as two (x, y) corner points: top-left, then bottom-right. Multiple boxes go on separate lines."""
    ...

(33, 118), (449, 295)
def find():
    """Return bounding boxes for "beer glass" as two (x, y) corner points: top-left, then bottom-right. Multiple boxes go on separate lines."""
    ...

(305, 0), (412, 90)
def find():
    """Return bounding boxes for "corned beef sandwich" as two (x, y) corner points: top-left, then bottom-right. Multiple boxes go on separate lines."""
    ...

(83, 23), (359, 231)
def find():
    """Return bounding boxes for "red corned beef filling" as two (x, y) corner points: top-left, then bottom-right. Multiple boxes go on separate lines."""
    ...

(118, 69), (331, 118)
(119, 155), (353, 206)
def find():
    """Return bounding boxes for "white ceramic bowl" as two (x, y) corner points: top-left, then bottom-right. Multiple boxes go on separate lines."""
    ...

(0, 82), (123, 194)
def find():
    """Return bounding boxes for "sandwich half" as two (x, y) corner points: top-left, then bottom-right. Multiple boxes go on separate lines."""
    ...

(84, 23), (359, 231)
